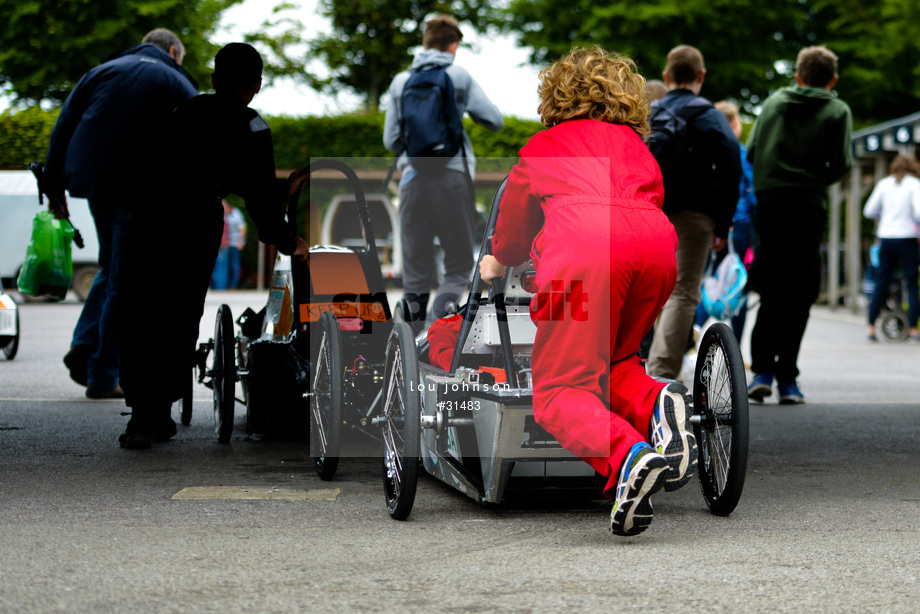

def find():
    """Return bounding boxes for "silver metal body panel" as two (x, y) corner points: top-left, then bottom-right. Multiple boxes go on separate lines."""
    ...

(418, 367), (591, 504)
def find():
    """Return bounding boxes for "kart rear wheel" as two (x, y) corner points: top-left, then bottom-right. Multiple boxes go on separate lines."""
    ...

(2, 310), (19, 360)
(311, 311), (343, 481)
(381, 322), (420, 521)
(692, 322), (749, 516)
(212, 304), (236, 444)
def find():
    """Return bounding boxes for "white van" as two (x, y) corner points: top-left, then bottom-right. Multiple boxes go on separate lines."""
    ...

(0, 170), (100, 300)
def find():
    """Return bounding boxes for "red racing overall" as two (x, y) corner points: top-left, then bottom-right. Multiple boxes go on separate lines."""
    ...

(492, 119), (677, 496)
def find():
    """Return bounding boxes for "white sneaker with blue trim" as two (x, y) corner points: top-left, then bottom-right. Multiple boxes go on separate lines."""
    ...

(650, 382), (698, 492)
(609, 443), (668, 537)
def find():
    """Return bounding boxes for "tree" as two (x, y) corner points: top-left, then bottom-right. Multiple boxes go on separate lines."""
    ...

(0, 0), (243, 105)
(504, 0), (810, 115)
(241, 2), (307, 87)
(306, 0), (502, 113)
(805, 0), (920, 123)
(503, 0), (920, 124)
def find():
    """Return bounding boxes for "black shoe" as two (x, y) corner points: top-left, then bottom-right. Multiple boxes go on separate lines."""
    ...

(63, 346), (91, 387)
(119, 413), (155, 449)
(86, 385), (125, 399)
(152, 418), (177, 442)
(119, 430), (153, 449)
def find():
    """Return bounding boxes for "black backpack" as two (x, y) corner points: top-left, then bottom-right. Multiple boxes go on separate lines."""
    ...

(647, 97), (712, 201)
(399, 65), (464, 171)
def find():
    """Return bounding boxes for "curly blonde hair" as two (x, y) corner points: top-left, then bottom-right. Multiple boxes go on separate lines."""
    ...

(537, 47), (650, 138)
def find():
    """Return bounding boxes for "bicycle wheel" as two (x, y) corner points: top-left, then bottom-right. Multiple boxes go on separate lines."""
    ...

(311, 311), (343, 481)
(381, 322), (420, 521)
(692, 322), (749, 516)
(879, 310), (910, 343)
(212, 304), (236, 444)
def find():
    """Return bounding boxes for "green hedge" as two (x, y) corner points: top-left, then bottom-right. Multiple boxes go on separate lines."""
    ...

(268, 112), (544, 169)
(0, 107), (60, 170)
(0, 108), (543, 171)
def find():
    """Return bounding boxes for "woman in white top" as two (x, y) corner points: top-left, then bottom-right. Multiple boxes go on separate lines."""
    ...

(863, 154), (920, 341)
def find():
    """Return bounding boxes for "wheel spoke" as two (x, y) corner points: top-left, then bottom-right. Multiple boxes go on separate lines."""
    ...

(708, 424), (732, 492)
(311, 335), (331, 455)
(703, 342), (734, 496)
(382, 344), (406, 497)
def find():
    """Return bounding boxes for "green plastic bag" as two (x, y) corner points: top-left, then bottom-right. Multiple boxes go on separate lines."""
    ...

(17, 210), (75, 301)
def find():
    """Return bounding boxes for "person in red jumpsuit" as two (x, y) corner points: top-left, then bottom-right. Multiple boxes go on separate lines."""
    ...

(479, 47), (698, 537)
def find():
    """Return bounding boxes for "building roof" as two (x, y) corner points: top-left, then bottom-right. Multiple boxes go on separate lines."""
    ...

(852, 111), (920, 158)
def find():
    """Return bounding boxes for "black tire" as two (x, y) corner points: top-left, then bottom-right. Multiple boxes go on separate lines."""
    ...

(178, 365), (193, 426)
(381, 322), (420, 520)
(310, 311), (343, 481)
(879, 310), (910, 343)
(212, 304), (236, 444)
(692, 322), (749, 516)
(393, 298), (411, 325)
(2, 309), (19, 360)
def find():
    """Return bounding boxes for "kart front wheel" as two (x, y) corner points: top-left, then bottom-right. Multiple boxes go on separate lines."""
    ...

(212, 304), (236, 444)
(381, 322), (420, 521)
(311, 311), (343, 481)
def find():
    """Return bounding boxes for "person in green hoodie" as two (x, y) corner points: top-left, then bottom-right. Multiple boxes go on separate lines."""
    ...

(745, 45), (852, 405)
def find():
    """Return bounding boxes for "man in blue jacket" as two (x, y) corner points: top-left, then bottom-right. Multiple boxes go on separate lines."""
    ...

(44, 29), (198, 399)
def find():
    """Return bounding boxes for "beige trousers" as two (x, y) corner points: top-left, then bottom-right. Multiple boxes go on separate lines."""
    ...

(647, 210), (715, 379)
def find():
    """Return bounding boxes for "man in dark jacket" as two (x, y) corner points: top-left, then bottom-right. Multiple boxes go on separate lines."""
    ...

(44, 29), (198, 399)
(745, 46), (852, 405)
(647, 45), (741, 381)
(117, 42), (307, 449)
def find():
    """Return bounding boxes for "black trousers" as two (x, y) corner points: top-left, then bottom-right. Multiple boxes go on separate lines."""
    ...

(749, 189), (827, 382)
(119, 198), (223, 418)
(867, 238), (920, 327)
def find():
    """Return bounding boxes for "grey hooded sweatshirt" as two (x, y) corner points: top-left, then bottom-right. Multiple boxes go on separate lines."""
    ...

(383, 48), (504, 181)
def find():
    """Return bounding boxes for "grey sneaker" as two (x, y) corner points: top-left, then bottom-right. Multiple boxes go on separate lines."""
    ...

(649, 382), (698, 492)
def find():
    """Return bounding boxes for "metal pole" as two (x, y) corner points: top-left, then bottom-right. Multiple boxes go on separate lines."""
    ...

(874, 157), (886, 185)
(846, 163), (862, 312)
(828, 182), (841, 308)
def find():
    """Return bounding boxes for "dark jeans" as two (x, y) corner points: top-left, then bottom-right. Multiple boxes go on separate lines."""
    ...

(749, 191), (826, 383)
(867, 238), (920, 327)
(71, 197), (132, 388)
(399, 169), (475, 322)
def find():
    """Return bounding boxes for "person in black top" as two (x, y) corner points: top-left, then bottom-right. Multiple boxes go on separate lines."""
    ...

(118, 43), (307, 449)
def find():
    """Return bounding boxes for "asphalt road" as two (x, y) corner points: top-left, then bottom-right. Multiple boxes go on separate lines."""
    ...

(1, 290), (918, 613)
